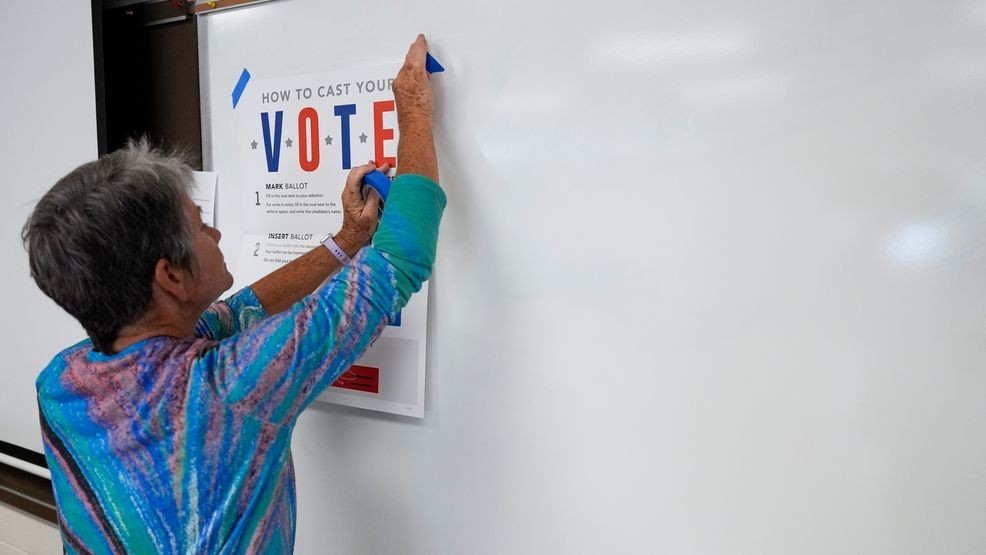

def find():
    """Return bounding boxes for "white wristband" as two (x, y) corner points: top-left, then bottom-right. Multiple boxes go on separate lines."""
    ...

(321, 234), (351, 264)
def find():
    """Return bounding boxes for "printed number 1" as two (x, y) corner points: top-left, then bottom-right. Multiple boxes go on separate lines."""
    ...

(255, 191), (260, 206)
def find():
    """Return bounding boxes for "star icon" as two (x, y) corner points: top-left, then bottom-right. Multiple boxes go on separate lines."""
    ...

(324, 135), (333, 145)
(285, 138), (293, 148)
(358, 133), (368, 144)
(250, 140), (258, 150)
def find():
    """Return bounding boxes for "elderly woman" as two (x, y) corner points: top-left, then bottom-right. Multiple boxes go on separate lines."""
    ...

(22, 36), (443, 554)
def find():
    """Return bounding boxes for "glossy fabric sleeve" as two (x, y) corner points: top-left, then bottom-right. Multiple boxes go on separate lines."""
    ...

(199, 175), (445, 425)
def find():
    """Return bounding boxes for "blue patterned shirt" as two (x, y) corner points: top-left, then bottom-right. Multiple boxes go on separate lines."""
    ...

(36, 175), (445, 553)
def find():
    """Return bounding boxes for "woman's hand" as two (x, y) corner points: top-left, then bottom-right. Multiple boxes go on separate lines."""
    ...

(333, 160), (388, 254)
(393, 34), (433, 125)
(392, 34), (439, 182)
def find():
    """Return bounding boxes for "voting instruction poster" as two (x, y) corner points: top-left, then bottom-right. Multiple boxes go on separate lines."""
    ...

(231, 63), (429, 418)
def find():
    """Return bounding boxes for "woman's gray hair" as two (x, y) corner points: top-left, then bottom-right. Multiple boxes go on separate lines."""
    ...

(22, 139), (197, 353)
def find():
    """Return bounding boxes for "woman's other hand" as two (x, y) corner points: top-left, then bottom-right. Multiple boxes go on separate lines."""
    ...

(334, 160), (388, 252)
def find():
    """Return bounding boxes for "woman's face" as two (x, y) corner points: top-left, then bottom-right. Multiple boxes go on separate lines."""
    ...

(182, 195), (234, 305)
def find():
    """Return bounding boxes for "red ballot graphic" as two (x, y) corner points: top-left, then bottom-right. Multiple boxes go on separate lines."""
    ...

(331, 365), (380, 394)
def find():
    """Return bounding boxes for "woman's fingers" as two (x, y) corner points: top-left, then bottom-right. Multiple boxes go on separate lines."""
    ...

(343, 161), (377, 206)
(404, 34), (428, 70)
(361, 189), (381, 220)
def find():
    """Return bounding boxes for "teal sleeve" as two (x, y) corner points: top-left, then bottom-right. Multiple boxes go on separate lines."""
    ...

(371, 173), (447, 315)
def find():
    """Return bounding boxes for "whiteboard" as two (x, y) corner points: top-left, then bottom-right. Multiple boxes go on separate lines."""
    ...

(1, 2), (96, 456)
(199, 1), (986, 553)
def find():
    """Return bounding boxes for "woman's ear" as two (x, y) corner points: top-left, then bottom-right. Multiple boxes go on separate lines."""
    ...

(153, 258), (191, 302)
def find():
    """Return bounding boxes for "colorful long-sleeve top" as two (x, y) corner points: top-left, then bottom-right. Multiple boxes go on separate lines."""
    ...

(36, 175), (446, 554)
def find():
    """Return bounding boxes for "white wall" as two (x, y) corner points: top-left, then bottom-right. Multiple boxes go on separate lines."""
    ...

(0, 2), (95, 453)
(199, 1), (986, 553)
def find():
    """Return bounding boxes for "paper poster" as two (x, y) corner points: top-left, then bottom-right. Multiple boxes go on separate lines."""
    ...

(231, 63), (428, 418)
(190, 171), (217, 227)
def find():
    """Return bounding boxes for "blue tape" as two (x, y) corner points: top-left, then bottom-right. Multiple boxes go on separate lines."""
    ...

(390, 310), (402, 327)
(361, 170), (392, 203)
(231, 68), (251, 109)
(425, 53), (445, 73)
